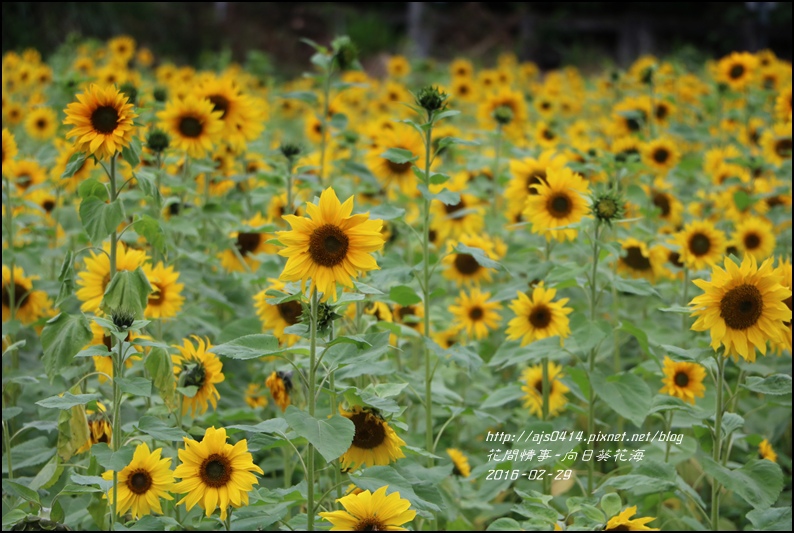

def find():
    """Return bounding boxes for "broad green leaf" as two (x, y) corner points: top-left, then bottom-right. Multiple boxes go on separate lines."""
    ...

(600, 493), (622, 519)
(368, 205), (405, 221)
(28, 456), (62, 491)
(746, 507), (792, 531)
(91, 443), (134, 472)
(227, 419), (289, 434)
(325, 335), (371, 350)
(283, 90), (318, 104)
(41, 313), (93, 383)
(389, 285), (422, 306)
(353, 466), (442, 513)
(2, 407), (22, 420)
(613, 277), (659, 297)
(121, 136), (141, 168)
(145, 347), (177, 410)
(591, 371), (652, 428)
(135, 416), (187, 441)
(284, 406), (355, 463)
(438, 136), (479, 149)
(428, 172), (450, 185)
(381, 148), (419, 165)
(61, 152), (87, 179)
(79, 196), (125, 243)
(455, 244), (500, 269)
(55, 250), (75, 307)
(486, 518), (524, 531)
(132, 170), (163, 208)
(37, 392), (101, 410)
(701, 456), (784, 510)
(115, 376), (152, 397)
(78, 177), (107, 200)
(209, 334), (283, 360)
(742, 374), (792, 395)
(74, 344), (111, 358)
(619, 321), (650, 357)
(3, 480), (41, 506)
(99, 267), (152, 319)
(2, 510), (27, 529)
(417, 183), (460, 206)
(733, 189), (753, 211)
(481, 384), (524, 409)
(135, 215), (166, 255)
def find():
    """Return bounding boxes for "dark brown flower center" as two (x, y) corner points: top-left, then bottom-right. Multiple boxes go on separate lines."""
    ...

(178, 116), (203, 138)
(743, 232), (761, 250)
(468, 306), (484, 320)
(148, 282), (165, 306)
(386, 159), (412, 174)
(689, 233), (711, 256)
(526, 171), (547, 195)
(397, 306), (415, 321)
(444, 199), (466, 216)
(200, 454), (232, 487)
(309, 224), (350, 267)
(42, 200), (55, 212)
(622, 246), (652, 271)
(2, 283), (29, 309)
(277, 300), (303, 325)
(208, 95), (230, 119)
(784, 296), (791, 328)
(534, 378), (544, 394)
(720, 283), (763, 330)
(17, 173), (32, 190)
(548, 193), (572, 218)
(674, 371), (689, 387)
(652, 192), (671, 217)
(236, 232), (261, 256)
(36, 118), (47, 130)
(652, 148), (670, 164)
(668, 251), (684, 268)
(127, 470), (152, 495)
(350, 411), (386, 449)
(529, 304), (552, 329)
(542, 128), (556, 141)
(606, 525), (632, 531)
(355, 517), (386, 531)
(91, 106), (119, 134)
(774, 138), (792, 159)
(729, 64), (745, 80)
(655, 104), (668, 120)
(454, 254), (480, 275)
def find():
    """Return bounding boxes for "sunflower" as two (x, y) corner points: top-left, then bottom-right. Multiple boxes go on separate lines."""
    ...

(4, 159), (47, 195)
(244, 383), (268, 409)
(523, 166), (590, 242)
(450, 58), (474, 79)
(506, 283), (573, 346)
(430, 190), (485, 242)
(142, 262), (184, 320)
(521, 362), (570, 418)
(172, 336), (224, 417)
(759, 439), (778, 462)
(76, 402), (112, 454)
(478, 87), (528, 129)
(612, 136), (643, 163)
(157, 94), (224, 158)
(604, 506), (659, 531)
(173, 426), (263, 521)
(447, 448), (471, 478)
(505, 150), (568, 213)
(338, 406), (406, 471)
(24, 106), (57, 141)
(3, 101), (24, 126)
(659, 356), (706, 405)
(63, 84), (137, 160)
(613, 96), (651, 136)
(387, 55), (411, 78)
(265, 371), (292, 412)
(219, 213), (278, 273)
(690, 255), (791, 362)
(760, 122), (791, 167)
(319, 485), (416, 531)
(365, 125), (425, 196)
(616, 238), (669, 283)
(776, 86), (792, 123)
(101, 442), (175, 519)
(442, 234), (499, 286)
(195, 76), (265, 149)
(673, 221), (727, 271)
(646, 186), (683, 228)
(642, 137), (680, 174)
(450, 77), (476, 103)
(51, 140), (94, 192)
(449, 288), (501, 340)
(277, 187), (384, 302)
(108, 35), (136, 63)
(771, 259), (792, 355)
(717, 52), (758, 91)
(253, 278), (303, 346)
(2, 128), (18, 172)
(733, 216), (776, 261)
(393, 303), (425, 335)
(75, 242), (149, 314)
(2, 265), (52, 325)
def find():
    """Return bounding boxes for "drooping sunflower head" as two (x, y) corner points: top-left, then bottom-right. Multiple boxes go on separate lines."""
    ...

(173, 426), (263, 521)
(254, 278), (303, 346)
(690, 255), (792, 362)
(101, 442), (175, 519)
(339, 406), (406, 471)
(604, 506), (659, 531)
(142, 262), (184, 320)
(523, 166), (590, 242)
(447, 448), (472, 478)
(506, 283), (573, 347)
(277, 187), (384, 302)
(659, 356), (706, 405)
(172, 336), (224, 417)
(319, 485), (416, 532)
(157, 94), (224, 158)
(616, 238), (669, 283)
(63, 84), (137, 160)
(77, 401), (112, 454)
(266, 371), (292, 412)
(520, 362), (570, 418)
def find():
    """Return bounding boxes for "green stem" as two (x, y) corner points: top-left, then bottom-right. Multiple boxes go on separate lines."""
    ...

(711, 354), (725, 531)
(2, 393), (13, 479)
(492, 124), (504, 218)
(110, 336), (123, 530)
(682, 268), (690, 331)
(319, 70), (333, 187)
(328, 322), (342, 501)
(541, 356), (551, 494)
(422, 112), (434, 469)
(109, 157), (118, 278)
(307, 288), (319, 531)
(286, 158), (295, 215)
(587, 223), (602, 494)
(224, 507), (232, 531)
(664, 411), (672, 463)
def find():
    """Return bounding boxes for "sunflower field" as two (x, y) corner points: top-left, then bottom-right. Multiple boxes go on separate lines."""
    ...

(1, 33), (792, 532)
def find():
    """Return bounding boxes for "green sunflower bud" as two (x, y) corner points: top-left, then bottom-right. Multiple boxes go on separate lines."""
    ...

(415, 85), (448, 113)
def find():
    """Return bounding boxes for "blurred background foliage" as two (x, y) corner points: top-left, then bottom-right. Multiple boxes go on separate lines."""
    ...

(2, 2), (792, 75)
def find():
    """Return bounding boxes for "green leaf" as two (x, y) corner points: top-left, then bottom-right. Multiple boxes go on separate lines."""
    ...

(733, 189), (753, 211)
(3, 480), (41, 506)
(91, 443), (134, 472)
(352, 466), (442, 513)
(145, 347), (177, 410)
(325, 336), (371, 350)
(78, 177), (107, 200)
(284, 406), (355, 463)
(176, 385), (198, 398)
(3, 509), (28, 528)
(37, 392), (101, 410)
(368, 205), (405, 221)
(28, 456), (62, 491)
(50, 499), (65, 524)
(283, 90), (318, 104)
(742, 374), (792, 395)
(381, 147), (418, 165)
(700, 457), (783, 510)
(121, 136), (141, 168)
(56, 385), (90, 462)
(746, 507), (792, 531)
(135, 215), (166, 255)
(619, 321), (650, 356)
(591, 371), (652, 428)
(209, 334), (284, 360)
(227, 419), (289, 434)
(74, 344), (111, 358)
(417, 183), (460, 205)
(135, 416), (187, 441)
(79, 196), (125, 243)
(132, 170), (163, 208)
(433, 109), (460, 121)
(437, 136), (479, 149)
(613, 277), (659, 297)
(486, 518), (524, 531)
(61, 152), (88, 179)
(481, 384), (524, 409)
(389, 285), (422, 306)
(455, 244), (500, 269)
(2, 407), (22, 420)
(100, 267), (152, 319)
(600, 493), (622, 518)
(41, 313), (93, 383)
(115, 377), (152, 397)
